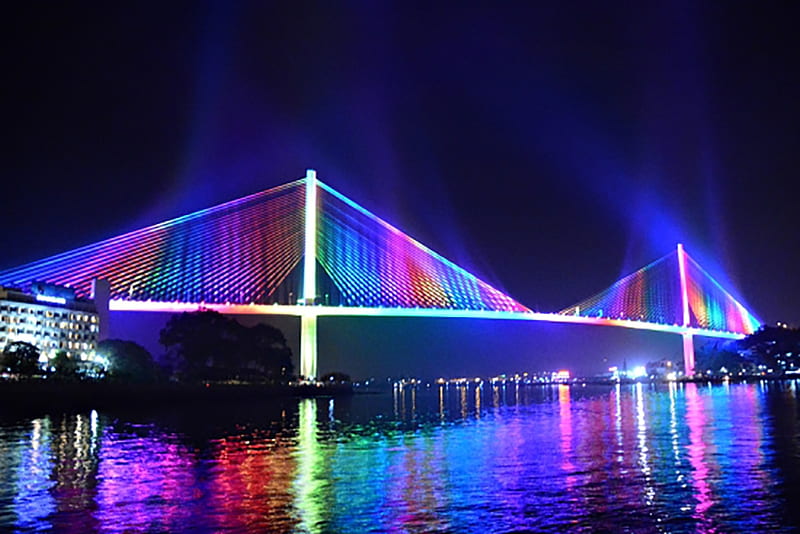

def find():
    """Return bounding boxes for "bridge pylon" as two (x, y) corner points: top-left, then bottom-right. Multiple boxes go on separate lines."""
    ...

(300, 168), (319, 380)
(559, 242), (760, 377)
(677, 243), (695, 376)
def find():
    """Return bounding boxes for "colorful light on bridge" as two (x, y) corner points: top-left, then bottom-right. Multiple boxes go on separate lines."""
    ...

(684, 254), (760, 334)
(316, 181), (529, 312)
(0, 175), (529, 314)
(0, 172), (759, 339)
(560, 245), (759, 336)
(0, 180), (307, 305)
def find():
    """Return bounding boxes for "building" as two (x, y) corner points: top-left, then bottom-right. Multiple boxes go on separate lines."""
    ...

(0, 282), (101, 362)
(646, 359), (677, 379)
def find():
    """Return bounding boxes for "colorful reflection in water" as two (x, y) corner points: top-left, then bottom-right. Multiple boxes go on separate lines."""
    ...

(1, 382), (799, 533)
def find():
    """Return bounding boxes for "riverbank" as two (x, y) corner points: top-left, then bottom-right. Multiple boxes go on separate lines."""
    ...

(0, 380), (353, 411)
(571, 375), (799, 386)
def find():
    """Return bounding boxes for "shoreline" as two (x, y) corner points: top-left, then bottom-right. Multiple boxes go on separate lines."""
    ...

(2, 375), (795, 413)
(0, 380), (354, 411)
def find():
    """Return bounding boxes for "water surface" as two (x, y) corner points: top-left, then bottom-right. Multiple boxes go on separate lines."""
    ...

(1, 381), (799, 533)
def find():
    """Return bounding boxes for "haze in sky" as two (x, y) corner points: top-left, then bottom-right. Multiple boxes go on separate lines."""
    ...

(2, 3), (797, 377)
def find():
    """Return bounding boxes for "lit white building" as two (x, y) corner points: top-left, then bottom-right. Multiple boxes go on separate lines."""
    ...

(0, 283), (100, 361)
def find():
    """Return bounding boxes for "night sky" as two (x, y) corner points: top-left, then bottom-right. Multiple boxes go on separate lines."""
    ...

(2, 3), (798, 378)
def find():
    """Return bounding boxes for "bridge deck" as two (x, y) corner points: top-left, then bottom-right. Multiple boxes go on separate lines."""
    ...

(109, 300), (745, 340)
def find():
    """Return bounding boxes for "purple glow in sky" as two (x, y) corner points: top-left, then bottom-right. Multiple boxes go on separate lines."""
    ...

(1, 2), (797, 376)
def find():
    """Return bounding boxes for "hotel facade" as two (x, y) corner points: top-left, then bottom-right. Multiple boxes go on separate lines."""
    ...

(0, 282), (101, 362)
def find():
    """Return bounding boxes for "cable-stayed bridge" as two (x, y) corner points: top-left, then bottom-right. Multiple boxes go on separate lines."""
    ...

(0, 170), (760, 377)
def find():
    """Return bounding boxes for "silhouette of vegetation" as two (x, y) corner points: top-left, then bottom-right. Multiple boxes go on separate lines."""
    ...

(98, 339), (162, 383)
(1, 341), (41, 377)
(739, 325), (800, 374)
(696, 341), (756, 374)
(696, 325), (800, 375)
(740, 325), (799, 357)
(159, 310), (293, 382)
(48, 349), (107, 381)
(51, 350), (79, 380)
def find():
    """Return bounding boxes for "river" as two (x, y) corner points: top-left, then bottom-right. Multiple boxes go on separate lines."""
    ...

(1, 380), (798, 533)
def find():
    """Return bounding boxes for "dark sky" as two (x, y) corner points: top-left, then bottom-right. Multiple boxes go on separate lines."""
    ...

(2, 3), (798, 378)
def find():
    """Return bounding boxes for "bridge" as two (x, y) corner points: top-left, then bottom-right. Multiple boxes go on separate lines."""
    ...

(0, 170), (760, 377)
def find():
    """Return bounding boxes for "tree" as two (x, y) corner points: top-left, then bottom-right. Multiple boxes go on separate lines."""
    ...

(1, 341), (42, 377)
(695, 341), (754, 375)
(97, 339), (162, 383)
(238, 323), (294, 379)
(159, 310), (239, 380)
(696, 325), (800, 376)
(739, 325), (800, 374)
(159, 310), (293, 382)
(51, 350), (79, 380)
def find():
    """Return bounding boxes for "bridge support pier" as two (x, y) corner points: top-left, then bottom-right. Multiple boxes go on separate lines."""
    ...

(682, 332), (695, 377)
(300, 313), (318, 380)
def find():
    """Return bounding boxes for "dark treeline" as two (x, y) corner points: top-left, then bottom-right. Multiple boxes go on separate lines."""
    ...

(2, 310), (294, 385)
(159, 310), (293, 383)
(697, 325), (800, 376)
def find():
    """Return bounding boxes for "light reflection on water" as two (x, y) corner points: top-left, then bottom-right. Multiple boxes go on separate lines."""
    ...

(0, 381), (798, 533)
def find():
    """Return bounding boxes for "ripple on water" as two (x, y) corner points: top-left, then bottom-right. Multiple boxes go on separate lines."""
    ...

(0, 382), (798, 532)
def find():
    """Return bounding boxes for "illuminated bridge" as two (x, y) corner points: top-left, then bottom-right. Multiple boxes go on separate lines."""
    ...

(0, 170), (760, 377)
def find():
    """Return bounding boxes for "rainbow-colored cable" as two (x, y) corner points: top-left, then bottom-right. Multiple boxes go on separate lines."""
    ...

(0, 175), (759, 337)
(559, 247), (759, 335)
(0, 181), (305, 304)
(316, 182), (529, 312)
(0, 177), (528, 313)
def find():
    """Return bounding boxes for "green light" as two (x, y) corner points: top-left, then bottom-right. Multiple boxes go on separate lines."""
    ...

(300, 312), (318, 380)
(293, 399), (326, 531)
